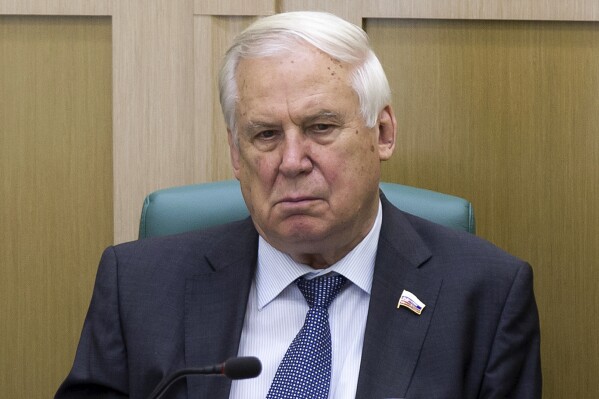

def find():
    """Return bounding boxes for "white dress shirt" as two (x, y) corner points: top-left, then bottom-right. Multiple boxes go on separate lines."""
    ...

(229, 202), (382, 399)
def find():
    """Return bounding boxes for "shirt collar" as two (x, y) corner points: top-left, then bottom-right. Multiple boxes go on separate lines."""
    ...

(255, 200), (383, 310)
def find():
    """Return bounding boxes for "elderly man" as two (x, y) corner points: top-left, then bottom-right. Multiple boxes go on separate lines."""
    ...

(56, 11), (541, 399)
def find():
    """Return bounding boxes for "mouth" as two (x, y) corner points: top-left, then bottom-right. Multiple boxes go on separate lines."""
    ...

(278, 196), (319, 203)
(275, 196), (323, 211)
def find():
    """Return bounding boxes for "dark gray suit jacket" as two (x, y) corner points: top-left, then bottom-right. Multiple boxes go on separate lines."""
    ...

(56, 197), (541, 399)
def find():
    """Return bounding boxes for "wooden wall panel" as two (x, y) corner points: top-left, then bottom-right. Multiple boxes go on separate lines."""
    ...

(195, 0), (275, 16)
(369, 19), (599, 398)
(112, 0), (195, 243)
(280, 0), (362, 26)
(0, 0), (111, 15)
(365, 0), (599, 21)
(0, 16), (112, 398)
(193, 15), (258, 183)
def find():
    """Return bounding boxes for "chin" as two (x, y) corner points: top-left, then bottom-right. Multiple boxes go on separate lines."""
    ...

(275, 221), (329, 243)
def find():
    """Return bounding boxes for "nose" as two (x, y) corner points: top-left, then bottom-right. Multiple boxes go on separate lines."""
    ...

(278, 132), (313, 177)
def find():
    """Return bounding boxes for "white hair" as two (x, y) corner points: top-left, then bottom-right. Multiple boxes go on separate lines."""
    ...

(218, 11), (392, 142)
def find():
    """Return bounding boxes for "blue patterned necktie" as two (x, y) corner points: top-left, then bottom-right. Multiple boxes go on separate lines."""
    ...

(266, 274), (348, 399)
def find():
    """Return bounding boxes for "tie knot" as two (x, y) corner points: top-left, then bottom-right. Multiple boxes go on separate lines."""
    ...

(296, 274), (348, 309)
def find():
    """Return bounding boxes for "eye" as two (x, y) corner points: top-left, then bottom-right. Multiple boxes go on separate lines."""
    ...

(311, 124), (333, 133)
(256, 130), (277, 140)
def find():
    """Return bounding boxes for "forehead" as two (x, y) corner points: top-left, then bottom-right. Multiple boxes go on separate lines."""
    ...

(234, 45), (358, 120)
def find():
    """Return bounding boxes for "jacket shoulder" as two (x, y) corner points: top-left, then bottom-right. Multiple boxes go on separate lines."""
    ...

(108, 218), (258, 276)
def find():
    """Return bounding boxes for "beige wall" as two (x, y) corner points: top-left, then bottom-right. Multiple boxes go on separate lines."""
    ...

(0, 15), (113, 398)
(1, 1), (598, 398)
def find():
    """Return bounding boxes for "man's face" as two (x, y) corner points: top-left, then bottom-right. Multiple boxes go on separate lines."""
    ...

(229, 44), (396, 268)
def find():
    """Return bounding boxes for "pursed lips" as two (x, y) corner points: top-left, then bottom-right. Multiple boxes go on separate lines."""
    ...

(280, 196), (316, 202)
(275, 196), (323, 209)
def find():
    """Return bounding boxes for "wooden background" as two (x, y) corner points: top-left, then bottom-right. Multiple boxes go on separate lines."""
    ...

(1, 1), (598, 398)
(0, 15), (113, 397)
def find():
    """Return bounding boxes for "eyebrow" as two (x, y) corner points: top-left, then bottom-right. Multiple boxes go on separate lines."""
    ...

(242, 121), (279, 135)
(241, 110), (347, 134)
(303, 111), (345, 124)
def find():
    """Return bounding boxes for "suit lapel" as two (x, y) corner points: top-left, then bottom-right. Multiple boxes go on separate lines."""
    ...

(356, 198), (443, 399)
(184, 219), (258, 399)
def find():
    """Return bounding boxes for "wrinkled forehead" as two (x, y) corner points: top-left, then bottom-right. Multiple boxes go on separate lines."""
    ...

(232, 48), (362, 132)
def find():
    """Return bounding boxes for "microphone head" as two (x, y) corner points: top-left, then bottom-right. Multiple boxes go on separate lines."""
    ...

(223, 356), (262, 380)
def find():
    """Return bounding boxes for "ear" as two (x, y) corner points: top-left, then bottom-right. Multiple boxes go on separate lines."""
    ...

(228, 130), (241, 180)
(377, 105), (397, 161)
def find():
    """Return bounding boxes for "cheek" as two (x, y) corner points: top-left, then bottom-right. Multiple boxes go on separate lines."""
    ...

(339, 137), (380, 179)
(256, 154), (278, 177)
(344, 133), (377, 161)
(239, 151), (278, 185)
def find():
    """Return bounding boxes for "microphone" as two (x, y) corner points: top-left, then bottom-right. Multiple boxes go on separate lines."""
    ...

(147, 356), (262, 399)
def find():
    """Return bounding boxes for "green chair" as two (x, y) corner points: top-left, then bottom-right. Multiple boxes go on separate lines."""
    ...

(139, 180), (475, 239)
